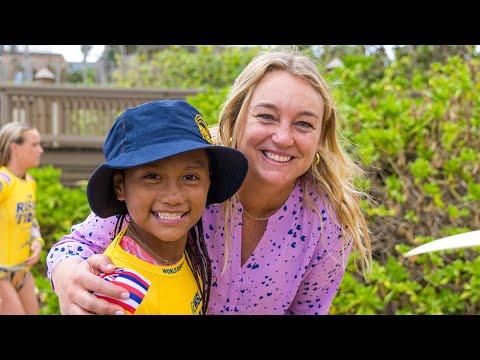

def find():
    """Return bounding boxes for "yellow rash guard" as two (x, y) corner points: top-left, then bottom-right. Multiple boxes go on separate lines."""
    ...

(99, 228), (203, 315)
(0, 166), (37, 269)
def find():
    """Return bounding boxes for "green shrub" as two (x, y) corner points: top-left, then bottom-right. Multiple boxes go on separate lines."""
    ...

(29, 165), (91, 314)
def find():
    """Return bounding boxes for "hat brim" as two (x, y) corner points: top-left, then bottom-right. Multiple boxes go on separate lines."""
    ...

(87, 140), (248, 218)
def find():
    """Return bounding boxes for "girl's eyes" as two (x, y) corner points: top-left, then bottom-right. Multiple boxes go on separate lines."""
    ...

(182, 174), (200, 181)
(144, 173), (160, 180)
(143, 173), (201, 181)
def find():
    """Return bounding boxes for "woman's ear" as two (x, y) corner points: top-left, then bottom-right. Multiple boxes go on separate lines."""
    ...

(112, 171), (125, 201)
(10, 142), (19, 156)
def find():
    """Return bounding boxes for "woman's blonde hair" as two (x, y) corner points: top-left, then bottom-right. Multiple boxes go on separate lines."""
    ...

(218, 48), (372, 275)
(0, 121), (35, 167)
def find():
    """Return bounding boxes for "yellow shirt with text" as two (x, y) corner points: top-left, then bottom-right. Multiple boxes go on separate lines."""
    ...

(103, 228), (203, 315)
(0, 166), (37, 268)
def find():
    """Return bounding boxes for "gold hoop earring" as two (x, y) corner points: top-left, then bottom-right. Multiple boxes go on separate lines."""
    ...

(313, 152), (320, 166)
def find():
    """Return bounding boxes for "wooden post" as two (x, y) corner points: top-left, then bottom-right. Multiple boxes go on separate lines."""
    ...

(0, 89), (10, 125)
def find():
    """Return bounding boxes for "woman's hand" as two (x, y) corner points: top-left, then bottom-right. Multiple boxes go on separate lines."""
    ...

(51, 255), (130, 315)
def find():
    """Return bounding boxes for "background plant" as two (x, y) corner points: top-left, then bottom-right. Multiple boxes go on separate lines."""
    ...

(29, 166), (91, 314)
(34, 45), (480, 314)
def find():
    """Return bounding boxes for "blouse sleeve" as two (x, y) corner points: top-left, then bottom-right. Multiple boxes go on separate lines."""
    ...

(286, 224), (353, 315)
(46, 211), (125, 280)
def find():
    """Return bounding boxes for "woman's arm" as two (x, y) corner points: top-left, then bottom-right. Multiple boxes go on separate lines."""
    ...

(46, 211), (123, 279)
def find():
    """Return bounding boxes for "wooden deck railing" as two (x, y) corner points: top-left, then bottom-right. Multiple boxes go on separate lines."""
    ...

(0, 83), (204, 186)
(0, 83), (202, 148)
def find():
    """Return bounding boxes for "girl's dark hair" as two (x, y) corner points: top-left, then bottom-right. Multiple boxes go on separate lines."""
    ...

(113, 213), (212, 315)
(185, 219), (212, 314)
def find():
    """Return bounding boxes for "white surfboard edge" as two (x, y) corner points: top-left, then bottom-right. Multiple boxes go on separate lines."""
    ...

(403, 230), (480, 257)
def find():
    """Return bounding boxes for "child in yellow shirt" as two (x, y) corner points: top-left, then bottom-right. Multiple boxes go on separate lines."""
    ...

(87, 100), (248, 314)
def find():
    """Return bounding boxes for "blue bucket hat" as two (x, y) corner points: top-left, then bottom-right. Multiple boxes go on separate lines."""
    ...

(87, 100), (248, 218)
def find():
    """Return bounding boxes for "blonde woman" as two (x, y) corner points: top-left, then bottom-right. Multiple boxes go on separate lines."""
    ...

(0, 121), (44, 314)
(48, 49), (372, 315)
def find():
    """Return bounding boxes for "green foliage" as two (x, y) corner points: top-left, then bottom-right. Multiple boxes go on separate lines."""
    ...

(385, 175), (405, 204)
(64, 67), (96, 85)
(332, 247), (480, 314)
(29, 166), (91, 252)
(409, 158), (433, 182)
(29, 165), (91, 314)
(186, 87), (231, 126)
(35, 272), (61, 315)
(112, 46), (262, 89)
(331, 50), (479, 314)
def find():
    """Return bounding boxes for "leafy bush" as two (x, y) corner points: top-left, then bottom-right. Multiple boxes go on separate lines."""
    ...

(328, 53), (480, 314)
(29, 165), (91, 314)
(112, 45), (261, 89)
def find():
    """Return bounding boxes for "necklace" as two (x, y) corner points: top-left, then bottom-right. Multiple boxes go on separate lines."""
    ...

(240, 180), (297, 222)
(243, 208), (271, 221)
(127, 225), (183, 266)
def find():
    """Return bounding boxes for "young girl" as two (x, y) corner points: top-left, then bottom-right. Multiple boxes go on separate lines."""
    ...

(0, 121), (45, 314)
(85, 100), (248, 315)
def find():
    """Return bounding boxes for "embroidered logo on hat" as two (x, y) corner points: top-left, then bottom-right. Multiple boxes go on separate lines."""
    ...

(195, 114), (213, 144)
